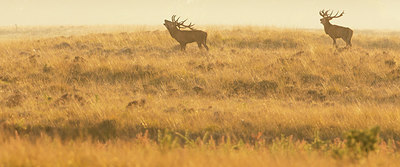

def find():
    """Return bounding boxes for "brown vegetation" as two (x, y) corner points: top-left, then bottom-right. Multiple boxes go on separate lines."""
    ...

(0, 26), (400, 166)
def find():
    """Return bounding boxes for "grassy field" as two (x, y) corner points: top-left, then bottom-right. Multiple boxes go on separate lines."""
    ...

(1, 25), (400, 166)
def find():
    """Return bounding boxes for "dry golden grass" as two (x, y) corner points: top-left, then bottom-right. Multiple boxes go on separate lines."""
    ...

(1, 25), (400, 166)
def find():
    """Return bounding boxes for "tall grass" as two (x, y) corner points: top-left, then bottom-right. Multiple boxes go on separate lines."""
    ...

(1, 25), (400, 166)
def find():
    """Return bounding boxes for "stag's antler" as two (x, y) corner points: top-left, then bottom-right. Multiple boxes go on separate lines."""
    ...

(171, 15), (195, 30)
(172, 15), (176, 22)
(329, 11), (344, 18)
(319, 10), (328, 17)
(319, 10), (344, 19)
(177, 20), (195, 30)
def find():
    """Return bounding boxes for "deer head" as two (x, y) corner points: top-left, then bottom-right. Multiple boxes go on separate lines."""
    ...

(319, 10), (344, 25)
(164, 15), (196, 31)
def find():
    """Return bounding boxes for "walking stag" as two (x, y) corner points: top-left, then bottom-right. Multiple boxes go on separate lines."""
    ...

(319, 10), (353, 48)
(163, 15), (209, 51)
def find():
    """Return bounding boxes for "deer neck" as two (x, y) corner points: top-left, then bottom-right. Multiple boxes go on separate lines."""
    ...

(168, 27), (182, 39)
(323, 21), (333, 34)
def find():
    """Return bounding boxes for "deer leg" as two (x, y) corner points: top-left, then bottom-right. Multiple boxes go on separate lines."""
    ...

(348, 41), (352, 47)
(346, 30), (353, 48)
(203, 39), (209, 51)
(346, 38), (352, 48)
(197, 42), (203, 49)
(342, 37), (352, 48)
(203, 43), (209, 51)
(332, 38), (338, 48)
(180, 43), (186, 51)
(345, 40), (350, 48)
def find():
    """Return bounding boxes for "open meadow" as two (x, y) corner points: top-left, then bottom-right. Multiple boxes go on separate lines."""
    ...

(1, 25), (400, 166)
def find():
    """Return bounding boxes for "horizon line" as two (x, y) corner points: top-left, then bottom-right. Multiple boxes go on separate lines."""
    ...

(1, 24), (400, 32)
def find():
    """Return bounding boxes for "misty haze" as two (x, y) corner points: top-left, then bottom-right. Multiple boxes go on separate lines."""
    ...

(1, 0), (400, 29)
(1, 0), (400, 167)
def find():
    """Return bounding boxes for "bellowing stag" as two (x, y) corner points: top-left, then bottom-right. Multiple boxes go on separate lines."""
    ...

(319, 10), (353, 48)
(164, 15), (209, 51)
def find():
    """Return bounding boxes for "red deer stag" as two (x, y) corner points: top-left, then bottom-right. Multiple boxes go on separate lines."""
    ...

(319, 10), (353, 48)
(164, 15), (209, 51)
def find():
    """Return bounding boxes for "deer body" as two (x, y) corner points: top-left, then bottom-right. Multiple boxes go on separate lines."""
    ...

(320, 10), (353, 48)
(164, 16), (209, 51)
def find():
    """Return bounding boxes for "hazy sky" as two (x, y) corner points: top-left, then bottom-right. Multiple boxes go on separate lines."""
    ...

(1, 0), (399, 29)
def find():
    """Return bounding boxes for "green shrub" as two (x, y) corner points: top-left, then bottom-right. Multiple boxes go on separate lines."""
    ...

(333, 126), (380, 160)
